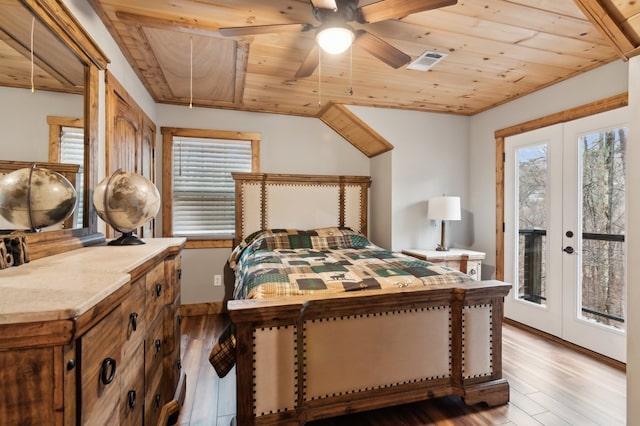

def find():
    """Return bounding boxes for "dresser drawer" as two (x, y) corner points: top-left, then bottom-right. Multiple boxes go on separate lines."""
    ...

(145, 262), (166, 325)
(162, 296), (181, 356)
(119, 340), (144, 426)
(163, 297), (182, 397)
(120, 279), (146, 425)
(0, 347), (56, 425)
(79, 306), (123, 425)
(164, 255), (181, 303)
(145, 358), (165, 425)
(122, 276), (147, 358)
(145, 314), (165, 387)
(462, 260), (482, 281)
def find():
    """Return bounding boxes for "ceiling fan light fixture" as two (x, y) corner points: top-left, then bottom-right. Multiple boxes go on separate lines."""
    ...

(316, 25), (354, 54)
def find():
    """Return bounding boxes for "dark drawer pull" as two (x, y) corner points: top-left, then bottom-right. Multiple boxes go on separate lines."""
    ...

(129, 312), (138, 331)
(66, 359), (75, 371)
(155, 339), (161, 354)
(100, 357), (116, 385)
(127, 390), (136, 409)
(177, 314), (183, 326)
(154, 393), (161, 408)
(178, 268), (182, 280)
(177, 359), (182, 370)
(155, 283), (162, 297)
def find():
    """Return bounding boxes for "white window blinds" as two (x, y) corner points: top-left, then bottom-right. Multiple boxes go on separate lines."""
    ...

(60, 126), (84, 229)
(172, 137), (251, 238)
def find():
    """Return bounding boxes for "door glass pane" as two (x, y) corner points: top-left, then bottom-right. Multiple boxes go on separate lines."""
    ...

(580, 127), (626, 330)
(517, 144), (548, 306)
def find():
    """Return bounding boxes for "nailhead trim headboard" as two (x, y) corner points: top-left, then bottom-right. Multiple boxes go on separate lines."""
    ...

(232, 173), (371, 246)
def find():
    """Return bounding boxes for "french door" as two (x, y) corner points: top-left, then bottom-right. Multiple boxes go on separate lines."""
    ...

(504, 108), (627, 362)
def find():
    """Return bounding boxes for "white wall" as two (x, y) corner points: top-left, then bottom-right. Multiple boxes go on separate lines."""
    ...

(370, 151), (392, 248)
(0, 87), (83, 162)
(348, 106), (470, 252)
(156, 104), (370, 303)
(469, 60), (628, 277)
(626, 56), (640, 425)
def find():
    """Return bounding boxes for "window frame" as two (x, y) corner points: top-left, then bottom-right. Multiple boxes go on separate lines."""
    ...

(47, 116), (84, 230)
(161, 127), (260, 249)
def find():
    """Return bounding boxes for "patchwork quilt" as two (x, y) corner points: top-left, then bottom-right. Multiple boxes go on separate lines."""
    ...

(230, 227), (472, 300)
(210, 227), (474, 377)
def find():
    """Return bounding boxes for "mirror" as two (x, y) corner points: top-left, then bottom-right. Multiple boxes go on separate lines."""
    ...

(0, 0), (108, 259)
(0, 0), (84, 230)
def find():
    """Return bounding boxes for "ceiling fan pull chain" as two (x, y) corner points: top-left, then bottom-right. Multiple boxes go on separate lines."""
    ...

(30, 17), (35, 93)
(318, 47), (322, 106)
(189, 37), (193, 109)
(348, 44), (353, 96)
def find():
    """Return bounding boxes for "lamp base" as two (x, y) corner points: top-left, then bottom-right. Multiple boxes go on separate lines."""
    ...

(436, 220), (449, 251)
(108, 232), (146, 246)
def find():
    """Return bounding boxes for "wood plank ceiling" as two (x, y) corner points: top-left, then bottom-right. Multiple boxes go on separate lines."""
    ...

(4, 1), (640, 156)
(85, 0), (638, 118)
(0, 0), (84, 94)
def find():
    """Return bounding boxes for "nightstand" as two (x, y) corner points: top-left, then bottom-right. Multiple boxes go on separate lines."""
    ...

(402, 248), (485, 280)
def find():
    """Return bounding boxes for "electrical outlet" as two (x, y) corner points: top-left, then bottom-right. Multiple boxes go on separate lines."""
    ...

(214, 274), (222, 286)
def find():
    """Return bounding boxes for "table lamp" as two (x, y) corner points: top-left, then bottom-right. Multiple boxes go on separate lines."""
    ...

(428, 196), (461, 251)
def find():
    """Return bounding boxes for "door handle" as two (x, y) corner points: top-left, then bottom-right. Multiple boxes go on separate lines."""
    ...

(563, 246), (574, 254)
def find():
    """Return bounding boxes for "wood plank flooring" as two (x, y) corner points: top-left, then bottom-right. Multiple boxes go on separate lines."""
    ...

(176, 315), (626, 426)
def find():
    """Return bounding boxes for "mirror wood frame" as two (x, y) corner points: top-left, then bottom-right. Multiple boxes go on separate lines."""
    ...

(17, 0), (109, 259)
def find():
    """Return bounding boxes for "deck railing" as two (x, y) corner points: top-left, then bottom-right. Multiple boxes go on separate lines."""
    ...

(519, 228), (625, 325)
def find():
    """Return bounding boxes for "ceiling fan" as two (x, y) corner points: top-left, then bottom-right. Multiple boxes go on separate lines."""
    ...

(219, 0), (457, 78)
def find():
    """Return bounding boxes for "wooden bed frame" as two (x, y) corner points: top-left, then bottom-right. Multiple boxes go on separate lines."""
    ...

(228, 173), (510, 425)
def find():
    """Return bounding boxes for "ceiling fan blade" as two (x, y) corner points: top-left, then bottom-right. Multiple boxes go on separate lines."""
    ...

(354, 30), (411, 69)
(360, 0), (457, 23)
(219, 23), (311, 37)
(310, 0), (338, 10)
(295, 44), (320, 78)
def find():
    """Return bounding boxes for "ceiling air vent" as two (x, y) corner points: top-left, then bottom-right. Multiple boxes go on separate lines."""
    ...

(407, 51), (448, 71)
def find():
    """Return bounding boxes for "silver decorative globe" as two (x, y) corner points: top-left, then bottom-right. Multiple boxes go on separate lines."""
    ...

(0, 166), (77, 230)
(93, 169), (160, 245)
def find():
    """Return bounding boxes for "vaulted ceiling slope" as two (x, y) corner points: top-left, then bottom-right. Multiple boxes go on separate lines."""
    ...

(84, 0), (640, 118)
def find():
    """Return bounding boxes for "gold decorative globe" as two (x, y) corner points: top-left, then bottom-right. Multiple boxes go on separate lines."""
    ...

(0, 166), (77, 230)
(93, 170), (160, 245)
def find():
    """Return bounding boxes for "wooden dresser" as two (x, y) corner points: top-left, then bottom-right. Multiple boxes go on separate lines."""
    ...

(0, 238), (186, 425)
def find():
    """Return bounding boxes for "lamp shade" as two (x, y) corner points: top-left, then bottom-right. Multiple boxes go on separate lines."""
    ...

(428, 196), (461, 221)
(316, 25), (354, 54)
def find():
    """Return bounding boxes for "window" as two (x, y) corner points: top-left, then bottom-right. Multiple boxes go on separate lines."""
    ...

(162, 127), (260, 248)
(48, 116), (84, 229)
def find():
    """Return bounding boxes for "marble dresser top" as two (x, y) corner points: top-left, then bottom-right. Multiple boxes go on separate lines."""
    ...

(0, 238), (185, 325)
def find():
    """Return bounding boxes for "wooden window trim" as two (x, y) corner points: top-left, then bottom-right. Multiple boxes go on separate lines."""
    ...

(493, 92), (628, 280)
(47, 116), (84, 162)
(161, 127), (260, 249)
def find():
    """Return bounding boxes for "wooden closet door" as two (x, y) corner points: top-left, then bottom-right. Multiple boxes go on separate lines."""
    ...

(139, 117), (156, 239)
(110, 96), (139, 175)
(105, 72), (157, 239)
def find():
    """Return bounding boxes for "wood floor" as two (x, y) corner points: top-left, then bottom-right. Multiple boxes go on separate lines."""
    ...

(176, 314), (626, 426)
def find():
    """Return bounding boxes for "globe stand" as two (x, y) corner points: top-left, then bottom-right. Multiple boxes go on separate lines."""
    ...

(108, 232), (145, 246)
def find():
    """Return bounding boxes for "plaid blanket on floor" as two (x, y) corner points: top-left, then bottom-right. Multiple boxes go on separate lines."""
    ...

(210, 227), (473, 377)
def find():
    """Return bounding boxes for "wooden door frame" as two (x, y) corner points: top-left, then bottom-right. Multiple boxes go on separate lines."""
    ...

(494, 93), (628, 280)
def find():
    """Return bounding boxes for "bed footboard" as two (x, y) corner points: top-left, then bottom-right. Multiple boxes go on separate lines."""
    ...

(229, 280), (511, 425)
